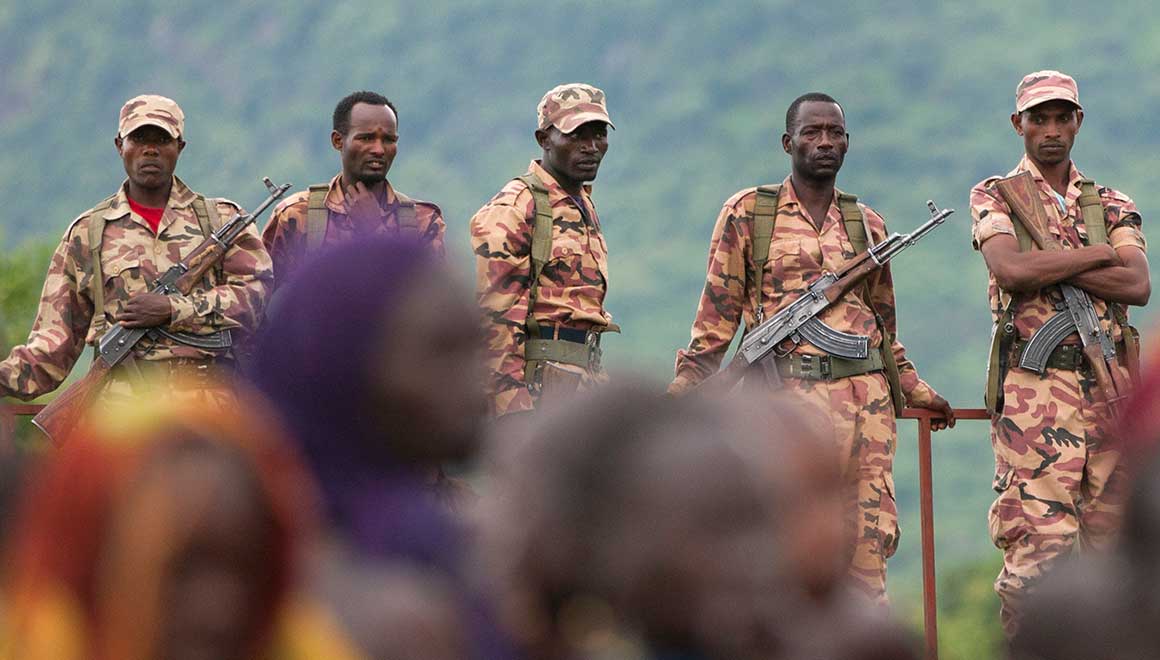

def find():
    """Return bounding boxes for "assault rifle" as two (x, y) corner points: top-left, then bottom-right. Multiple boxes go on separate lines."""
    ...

(32, 177), (292, 444)
(994, 171), (1129, 414)
(701, 200), (953, 392)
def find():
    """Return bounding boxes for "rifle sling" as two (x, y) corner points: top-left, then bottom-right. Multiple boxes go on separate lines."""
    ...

(748, 186), (904, 415)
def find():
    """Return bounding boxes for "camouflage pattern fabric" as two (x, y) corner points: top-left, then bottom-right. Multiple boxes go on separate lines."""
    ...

(1015, 70), (1082, 113)
(988, 362), (1127, 637)
(0, 177), (272, 400)
(793, 371), (901, 603)
(469, 160), (613, 417)
(118, 94), (184, 139)
(971, 156), (1146, 637)
(536, 82), (614, 133)
(262, 174), (445, 286)
(669, 177), (942, 602)
(970, 155), (1144, 344)
(669, 176), (937, 405)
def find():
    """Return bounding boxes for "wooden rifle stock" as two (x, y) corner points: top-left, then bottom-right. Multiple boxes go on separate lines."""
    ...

(30, 358), (112, 446)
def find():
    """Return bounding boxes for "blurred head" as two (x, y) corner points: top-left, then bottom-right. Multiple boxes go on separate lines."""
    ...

(250, 238), (485, 563)
(2, 393), (314, 660)
(251, 237), (485, 472)
(482, 383), (805, 660)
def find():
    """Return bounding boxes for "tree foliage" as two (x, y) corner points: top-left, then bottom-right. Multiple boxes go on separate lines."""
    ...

(3, 2), (1156, 652)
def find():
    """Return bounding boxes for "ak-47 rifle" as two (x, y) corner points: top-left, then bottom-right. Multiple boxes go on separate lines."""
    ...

(994, 170), (1129, 415)
(32, 177), (292, 444)
(701, 200), (953, 392)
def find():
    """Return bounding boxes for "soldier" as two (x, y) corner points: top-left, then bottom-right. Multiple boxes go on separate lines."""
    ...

(970, 70), (1149, 636)
(669, 92), (954, 604)
(469, 83), (616, 417)
(0, 94), (271, 408)
(263, 91), (445, 286)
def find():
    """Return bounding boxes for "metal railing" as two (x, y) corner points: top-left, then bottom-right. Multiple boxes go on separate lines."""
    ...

(901, 406), (991, 660)
(2, 402), (990, 659)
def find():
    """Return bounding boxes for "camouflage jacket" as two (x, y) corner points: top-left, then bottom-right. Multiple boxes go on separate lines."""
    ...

(669, 176), (937, 405)
(469, 160), (613, 416)
(0, 177), (273, 400)
(262, 175), (445, 286)
(970, 156), (1145, 343)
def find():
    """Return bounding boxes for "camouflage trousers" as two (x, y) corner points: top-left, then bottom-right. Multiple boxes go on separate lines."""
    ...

(788, 371), (898, 604)
(989, 363), (1127, 638)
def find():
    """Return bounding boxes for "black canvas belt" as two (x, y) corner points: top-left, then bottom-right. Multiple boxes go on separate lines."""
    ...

(1010, 338), (1127, 372)
(537, 325), (595, 344)
(774, 351), (885, 381)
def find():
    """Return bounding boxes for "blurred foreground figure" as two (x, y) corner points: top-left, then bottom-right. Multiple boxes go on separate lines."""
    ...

(481, 382), (919, 660)
(249, 238), (513, 659)
(1, 392), (312, 660)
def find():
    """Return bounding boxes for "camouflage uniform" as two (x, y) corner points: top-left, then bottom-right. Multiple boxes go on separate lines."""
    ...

(971, 155), (1144, 636)
(0, 178), (272, 404)
(0, 95), (272, 409)
(469, 160), (613, 417)
(262, 175), (445, 286)
(670, 177), (940, 603)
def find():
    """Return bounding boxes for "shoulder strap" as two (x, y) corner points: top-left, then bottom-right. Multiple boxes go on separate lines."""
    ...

(837, 192), (906, 416)
(837, 192), (868, 254)
(515, 174), (554, 345)
(1077, 179), (1108, 246)
(392, 190), (420, 238)
(191, 194), (225, 284)
(305, 184), (330, 252)
(747, 185), (781, 324)
(85, 196), (118, 339)
(190, 195), (217, 238)
(750, 185), (780, 271)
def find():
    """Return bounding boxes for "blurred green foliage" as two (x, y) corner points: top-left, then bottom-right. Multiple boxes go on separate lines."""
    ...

(3, 1), (1157, 653)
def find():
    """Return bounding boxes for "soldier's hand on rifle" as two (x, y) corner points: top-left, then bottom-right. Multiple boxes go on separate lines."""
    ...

(116, 292), (172, 328)
(343, 181), (384, 234)
(925, 394), (956, 431)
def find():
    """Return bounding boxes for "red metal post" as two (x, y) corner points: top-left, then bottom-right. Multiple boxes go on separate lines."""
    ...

(901, 407), (991, 660)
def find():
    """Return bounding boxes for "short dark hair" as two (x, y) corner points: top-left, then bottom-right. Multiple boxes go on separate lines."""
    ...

(785, 92), (842, 133)
(333, 91), (397, 134)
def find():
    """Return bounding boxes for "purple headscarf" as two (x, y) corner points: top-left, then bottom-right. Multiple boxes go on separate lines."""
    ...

(247, 237), (456, 568)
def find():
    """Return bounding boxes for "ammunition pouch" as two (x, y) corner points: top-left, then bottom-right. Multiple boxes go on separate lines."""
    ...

(773, 351), (884, 382)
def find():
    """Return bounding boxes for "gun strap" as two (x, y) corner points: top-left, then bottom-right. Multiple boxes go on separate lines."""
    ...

(515, 172), (557, 382)
(305, 184), (330, 252)
(748, 185), (903, 413)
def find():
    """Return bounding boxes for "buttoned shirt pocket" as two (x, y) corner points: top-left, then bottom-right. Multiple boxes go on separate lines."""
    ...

(100, 251), (149, 314)
(767, 238), (805, 295)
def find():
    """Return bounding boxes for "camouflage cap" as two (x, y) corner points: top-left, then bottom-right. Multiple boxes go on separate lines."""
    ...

(118, 94), (185, 139)
(537, 83), (615, 134)
(1015, 70), (1082, 113)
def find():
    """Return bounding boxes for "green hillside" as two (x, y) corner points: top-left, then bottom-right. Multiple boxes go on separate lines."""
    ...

(4, 2), (1159, 656)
